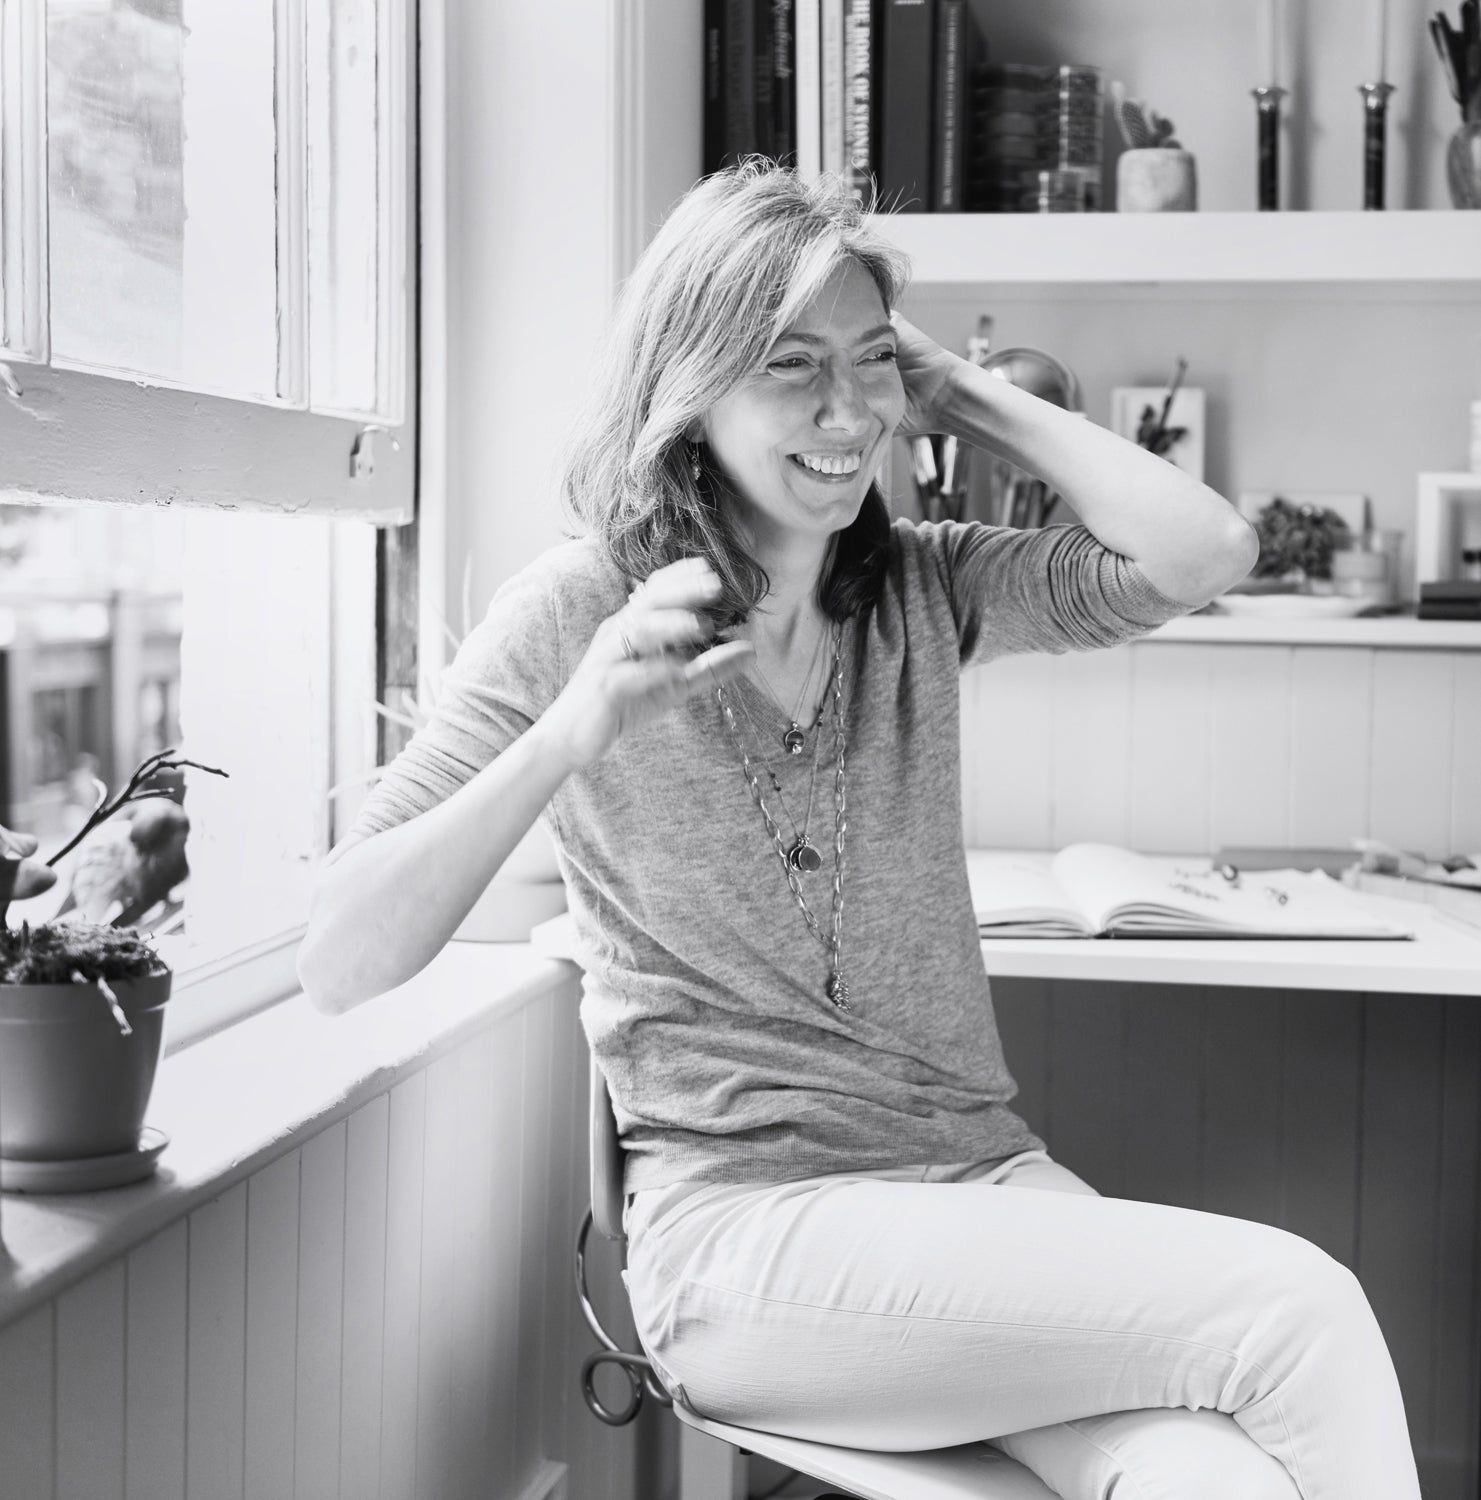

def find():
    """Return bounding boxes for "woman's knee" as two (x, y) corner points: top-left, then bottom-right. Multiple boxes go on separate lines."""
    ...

(996, 1407), (1302, 1500)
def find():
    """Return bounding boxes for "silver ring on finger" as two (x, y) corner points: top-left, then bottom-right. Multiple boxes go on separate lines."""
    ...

(617, 622), (638, 661)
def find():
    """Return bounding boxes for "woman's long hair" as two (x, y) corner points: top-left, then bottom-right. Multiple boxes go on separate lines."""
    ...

(560, 160), (911, 626)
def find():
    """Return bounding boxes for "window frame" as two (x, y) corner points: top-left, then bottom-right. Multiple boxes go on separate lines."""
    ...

(0, 0), (423, 1037)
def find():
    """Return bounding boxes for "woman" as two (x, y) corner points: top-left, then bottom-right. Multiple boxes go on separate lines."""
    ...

(298, 162), (1420, 1500)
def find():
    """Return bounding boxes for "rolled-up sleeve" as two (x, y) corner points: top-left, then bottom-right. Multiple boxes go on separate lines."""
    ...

(348, 562), (565, 839)
(922, 520), (1196, 665)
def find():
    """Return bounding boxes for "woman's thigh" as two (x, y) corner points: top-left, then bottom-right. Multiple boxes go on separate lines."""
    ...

(623, 1153), (1362, 1453)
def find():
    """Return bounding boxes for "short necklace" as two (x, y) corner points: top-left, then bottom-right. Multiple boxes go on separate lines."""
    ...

(715, 620), (851, 1010)
(751, 618), (830, 756)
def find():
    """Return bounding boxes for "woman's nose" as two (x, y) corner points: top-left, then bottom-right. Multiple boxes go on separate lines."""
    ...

(815, 364), (870, 433)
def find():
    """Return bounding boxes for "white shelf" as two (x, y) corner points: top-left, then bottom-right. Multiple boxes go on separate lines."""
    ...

(867, 210), (1481, 285)
(1144, 612), (1481, 648)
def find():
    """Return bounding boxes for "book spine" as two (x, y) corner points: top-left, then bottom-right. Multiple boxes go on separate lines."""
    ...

(931, 0), (965, 211)
(841, 0), (873, 203)
(1419, 580), (1481, 602)
(723, 0), (757, 167)
(820, 0), (845, 177)
(702, 0), (726, 175)
(753, 0), (775, 158)
(794, 0), (822, 179)
(769, 0), (796, 164)
(1417, 600), (1481, 619)
(877, 0), (934, 212)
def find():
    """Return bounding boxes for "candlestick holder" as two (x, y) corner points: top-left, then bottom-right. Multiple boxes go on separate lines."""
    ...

(1358, 80), (1396, 209)
(1250, 85), (1287, 211)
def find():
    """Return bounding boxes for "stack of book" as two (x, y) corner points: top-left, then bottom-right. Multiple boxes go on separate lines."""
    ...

(705, 0), (1036, 213)
(1417, 580), (1481, 620)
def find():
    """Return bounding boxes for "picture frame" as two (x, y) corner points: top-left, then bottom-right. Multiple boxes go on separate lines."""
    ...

(1415, 472), (1481, 584)
(1109, 386), (1205, 483)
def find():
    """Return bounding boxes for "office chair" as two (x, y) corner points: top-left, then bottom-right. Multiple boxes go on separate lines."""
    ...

(575, 1055), (1059, 1500)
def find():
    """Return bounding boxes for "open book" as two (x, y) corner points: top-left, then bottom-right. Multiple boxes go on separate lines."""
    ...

(969, 845), (1414, 940)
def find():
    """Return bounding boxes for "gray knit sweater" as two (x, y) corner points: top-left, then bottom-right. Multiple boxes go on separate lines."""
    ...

(350, 521), (1193, 1193)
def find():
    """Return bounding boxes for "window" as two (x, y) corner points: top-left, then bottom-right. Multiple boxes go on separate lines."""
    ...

(0, 0), (417, 1031)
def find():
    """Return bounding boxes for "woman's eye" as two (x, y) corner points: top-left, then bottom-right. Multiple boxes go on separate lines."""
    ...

(865, 348), (898, 365)
(769, 356), (811, 372)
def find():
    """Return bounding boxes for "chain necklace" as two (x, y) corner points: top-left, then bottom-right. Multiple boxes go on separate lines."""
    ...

(715, 620), (851, 1010)
(750, 616), (830, 755)
(728, 668), (828, 874)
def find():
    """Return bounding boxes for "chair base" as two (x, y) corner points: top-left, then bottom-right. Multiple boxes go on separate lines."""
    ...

(674, 1402), (1058, 1500)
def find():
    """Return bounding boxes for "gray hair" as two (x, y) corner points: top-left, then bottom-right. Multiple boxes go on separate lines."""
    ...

(560, 159), (911, 624)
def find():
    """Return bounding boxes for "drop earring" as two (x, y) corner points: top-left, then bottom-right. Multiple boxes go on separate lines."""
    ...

(688, 443), (702, 483)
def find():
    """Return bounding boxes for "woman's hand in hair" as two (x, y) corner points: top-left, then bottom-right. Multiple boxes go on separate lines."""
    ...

(538, 558), (755, 774)
(890, 312), (965, 439)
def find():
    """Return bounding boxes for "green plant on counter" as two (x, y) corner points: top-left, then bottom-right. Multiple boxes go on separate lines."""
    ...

(1111, 80), (1181, 149)
(1251, 497), (1353, 581)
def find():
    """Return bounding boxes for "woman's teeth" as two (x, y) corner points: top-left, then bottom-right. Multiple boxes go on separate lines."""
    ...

(792, 452), (862, 476)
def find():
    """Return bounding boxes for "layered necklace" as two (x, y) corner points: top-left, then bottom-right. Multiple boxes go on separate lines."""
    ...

(714, 620), (852, 1010)
(752, 618), (830, 757)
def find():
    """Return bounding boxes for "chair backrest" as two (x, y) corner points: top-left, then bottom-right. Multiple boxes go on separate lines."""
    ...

(589, 1054), (627, 1242)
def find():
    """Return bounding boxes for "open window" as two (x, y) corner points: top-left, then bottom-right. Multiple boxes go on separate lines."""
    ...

(0, 0), (416, 1030)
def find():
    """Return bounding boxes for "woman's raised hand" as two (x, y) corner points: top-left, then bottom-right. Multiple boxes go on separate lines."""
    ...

(891, 311), (966, 439)
(540, 558), (754, 773)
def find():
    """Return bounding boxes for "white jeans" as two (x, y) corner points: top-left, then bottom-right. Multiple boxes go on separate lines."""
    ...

(622, 1152), (1421, 1500)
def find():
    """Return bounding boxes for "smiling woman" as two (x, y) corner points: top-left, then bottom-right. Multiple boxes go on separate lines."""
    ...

(301, 161), (1414, 1500)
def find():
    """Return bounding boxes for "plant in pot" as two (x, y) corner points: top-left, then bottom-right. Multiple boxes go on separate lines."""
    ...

(0, 748), (227, 1192)
(1111, 82), (1197, 211)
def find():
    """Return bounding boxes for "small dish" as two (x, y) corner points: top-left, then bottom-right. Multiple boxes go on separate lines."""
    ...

(1212, 594), (1371, 619)
(0, 1125), (169, 1194)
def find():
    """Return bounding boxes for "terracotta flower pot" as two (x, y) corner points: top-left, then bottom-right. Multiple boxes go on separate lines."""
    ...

(1117, 148), (1198, 212)
(0, 969), (171, 1161)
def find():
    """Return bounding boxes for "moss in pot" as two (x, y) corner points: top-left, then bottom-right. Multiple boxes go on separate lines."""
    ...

(0, 750), (226, 1177)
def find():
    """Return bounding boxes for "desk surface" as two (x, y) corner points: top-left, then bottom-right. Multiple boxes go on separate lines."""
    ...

(973, 852), (1481, 996)
(530, 851), (1481, 997)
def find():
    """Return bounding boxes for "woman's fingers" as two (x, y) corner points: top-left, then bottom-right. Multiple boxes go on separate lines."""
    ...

(683, 638), (754, 688)
(630, 557), (722, 610)
(611, 605), (711, 658)
(613, 640), (754, 717)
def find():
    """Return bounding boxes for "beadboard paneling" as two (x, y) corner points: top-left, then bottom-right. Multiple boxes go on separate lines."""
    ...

(964, 642), (1479, 856)
(992, 979), (1481, 1500)
(0, 973), (614, 1500)
(124, 1220), (188, 1500)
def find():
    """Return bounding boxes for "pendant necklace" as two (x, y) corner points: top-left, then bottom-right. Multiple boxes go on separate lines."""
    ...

(714, 620), (851, 1009)
(752, 617), (829, 756)
(729, 672), (827, 874)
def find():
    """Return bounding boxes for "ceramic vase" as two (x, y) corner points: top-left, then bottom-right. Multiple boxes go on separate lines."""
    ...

(1116, 148), (1198, 212)
(1447, 120), (1481, 210)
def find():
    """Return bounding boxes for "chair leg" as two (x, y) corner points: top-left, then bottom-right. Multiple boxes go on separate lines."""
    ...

(679, 1421), (746, 1500)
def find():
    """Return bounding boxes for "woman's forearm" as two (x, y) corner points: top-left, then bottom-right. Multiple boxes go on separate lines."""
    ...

(296, 719), (573, 1014)
(938, 363), (1257, 604)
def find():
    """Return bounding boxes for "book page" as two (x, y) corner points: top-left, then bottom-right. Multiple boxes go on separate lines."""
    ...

(966, 851), (1094, 938)
(1051, 844), (1413, 939)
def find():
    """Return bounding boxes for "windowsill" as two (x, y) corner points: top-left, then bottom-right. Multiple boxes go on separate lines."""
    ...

(0, 939), (580, 1330)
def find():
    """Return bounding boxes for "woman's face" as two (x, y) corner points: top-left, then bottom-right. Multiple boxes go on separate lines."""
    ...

(698, 258), (905, 556)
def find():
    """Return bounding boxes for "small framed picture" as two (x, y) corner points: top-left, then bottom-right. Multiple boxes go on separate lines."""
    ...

(1109, 386), (1205, 483)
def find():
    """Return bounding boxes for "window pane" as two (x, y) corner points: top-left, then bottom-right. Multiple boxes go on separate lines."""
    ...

(0, 501), (363, 975)
(46, 0), (277, 399)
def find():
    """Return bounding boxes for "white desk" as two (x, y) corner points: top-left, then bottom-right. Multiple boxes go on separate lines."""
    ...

(971, 852), (1481, 998)
(529, 852), (1481, 998)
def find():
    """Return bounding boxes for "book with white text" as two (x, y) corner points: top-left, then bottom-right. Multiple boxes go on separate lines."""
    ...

(968, 845), (1415, 940)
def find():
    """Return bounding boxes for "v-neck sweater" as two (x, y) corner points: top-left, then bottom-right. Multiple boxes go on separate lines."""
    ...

(350, 520), (1194, 1194)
